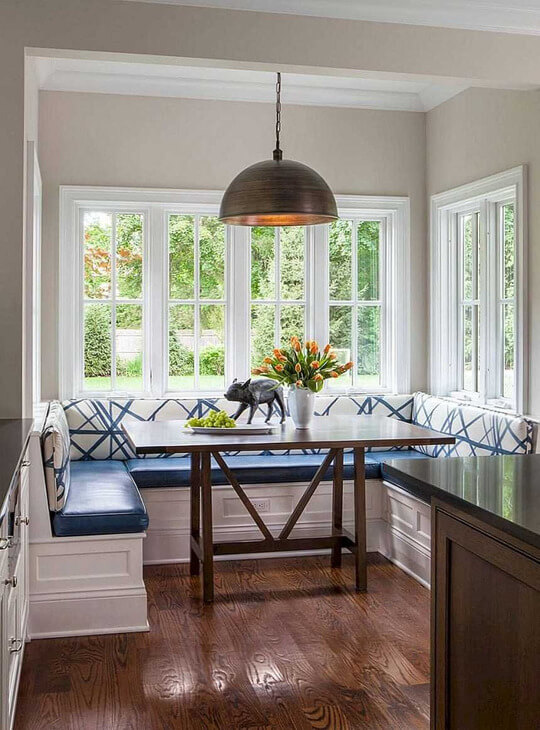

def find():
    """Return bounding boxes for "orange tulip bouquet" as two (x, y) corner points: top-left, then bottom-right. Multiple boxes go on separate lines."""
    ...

(252, 337), (353, 428)
(252, 336), (353, 392)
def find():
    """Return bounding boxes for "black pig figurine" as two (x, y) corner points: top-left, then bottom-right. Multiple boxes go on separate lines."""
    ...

(224, 378), (286, 424)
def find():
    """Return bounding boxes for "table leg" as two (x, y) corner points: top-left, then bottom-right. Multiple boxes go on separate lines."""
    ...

(201, 452), (214, 603)
(189, 452), (201, 576)
(331, 449), (344, 568)
(353, 447), (367, 591)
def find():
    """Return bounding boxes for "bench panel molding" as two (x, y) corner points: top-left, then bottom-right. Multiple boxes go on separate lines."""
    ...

(28, 533), (148, 639)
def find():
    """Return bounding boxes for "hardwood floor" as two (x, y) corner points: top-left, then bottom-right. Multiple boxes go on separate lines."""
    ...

(15, 554), (430, 729)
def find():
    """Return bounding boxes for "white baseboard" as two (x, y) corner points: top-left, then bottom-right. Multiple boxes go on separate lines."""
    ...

(379, 525), (431, 588)
(29, 589), (149, 639)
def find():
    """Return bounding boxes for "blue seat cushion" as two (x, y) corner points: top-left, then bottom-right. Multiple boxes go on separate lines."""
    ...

(367, 449), (432, 471)
(126, 450), (430, 488)
(53, 461), (149, 537)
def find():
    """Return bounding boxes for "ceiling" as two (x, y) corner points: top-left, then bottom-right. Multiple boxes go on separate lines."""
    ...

(34, 56), (468, 112)
(122, 0), (540, 35)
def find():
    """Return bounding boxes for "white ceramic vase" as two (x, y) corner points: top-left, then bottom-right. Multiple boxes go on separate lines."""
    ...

(288, 387), (316, 429)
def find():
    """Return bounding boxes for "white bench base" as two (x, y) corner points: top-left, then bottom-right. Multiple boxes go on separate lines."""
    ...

(28, 533), (148, 639)
(141, 480), (385, 564)
(141, 479), (431, 587)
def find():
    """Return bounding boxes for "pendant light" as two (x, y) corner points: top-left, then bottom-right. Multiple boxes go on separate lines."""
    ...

(219, 73), (338, 226)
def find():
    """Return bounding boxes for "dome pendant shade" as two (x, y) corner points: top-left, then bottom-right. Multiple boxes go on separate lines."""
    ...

(219, 72), (338, 227)
(219, 157), (338, 226)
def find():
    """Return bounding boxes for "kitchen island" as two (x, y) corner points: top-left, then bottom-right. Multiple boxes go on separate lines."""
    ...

(383, 455), (540, 730)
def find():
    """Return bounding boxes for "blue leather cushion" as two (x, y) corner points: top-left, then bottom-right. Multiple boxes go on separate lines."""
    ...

(53, 461), (149, 537)
(126, 450), (431, 488)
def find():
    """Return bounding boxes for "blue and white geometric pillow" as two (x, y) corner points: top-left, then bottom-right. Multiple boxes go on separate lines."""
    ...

(41, 400), (71, 511)
(62, 394), (417, 461)
(62, 398), (201, 460)
(412, 392), (534, 457)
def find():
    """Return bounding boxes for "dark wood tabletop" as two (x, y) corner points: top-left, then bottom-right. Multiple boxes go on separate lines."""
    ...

(122, 415), (455, 454)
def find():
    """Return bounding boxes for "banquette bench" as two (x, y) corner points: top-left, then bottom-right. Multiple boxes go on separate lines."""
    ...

(30, 391), (534, 638)
(41, 391), (534, 538)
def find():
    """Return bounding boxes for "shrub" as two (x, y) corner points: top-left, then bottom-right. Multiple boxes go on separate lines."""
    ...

(169, 334), (194, 376)
(84, 305), (111, 377)
(200, 345), (225, 376)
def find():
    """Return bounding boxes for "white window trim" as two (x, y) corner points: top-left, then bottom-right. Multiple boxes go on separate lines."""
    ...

(59, 187), (410, 399)
(430, 166), (528, 413)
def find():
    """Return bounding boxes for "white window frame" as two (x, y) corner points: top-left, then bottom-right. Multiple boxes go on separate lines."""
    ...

(430, 166), (527, 413)
(59, 187), (410, 399)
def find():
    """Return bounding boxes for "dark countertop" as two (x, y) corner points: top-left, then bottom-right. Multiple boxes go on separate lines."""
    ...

(383, 455), (540, 550)
(0, 419), (34, 524)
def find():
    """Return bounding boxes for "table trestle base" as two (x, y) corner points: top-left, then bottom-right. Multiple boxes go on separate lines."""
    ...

(189, 447), (366, 602)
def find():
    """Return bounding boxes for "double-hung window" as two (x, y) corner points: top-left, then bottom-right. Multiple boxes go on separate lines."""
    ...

(60, 188), (410, 398)
(430, 167), (527, 412)
(167, 214), (227, 391)
(328, 218), (386, 389)
(250, 226), (306, 368)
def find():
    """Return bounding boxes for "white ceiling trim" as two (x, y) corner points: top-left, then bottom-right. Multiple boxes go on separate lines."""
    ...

(34, 57), (467, 112)
(123, 0), (540, 36)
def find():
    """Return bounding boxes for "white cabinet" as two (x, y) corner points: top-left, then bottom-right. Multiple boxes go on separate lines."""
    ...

(1, 451), (30, 730)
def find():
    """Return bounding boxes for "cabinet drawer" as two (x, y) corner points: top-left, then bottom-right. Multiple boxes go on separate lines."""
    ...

(5, 569), (24, 723)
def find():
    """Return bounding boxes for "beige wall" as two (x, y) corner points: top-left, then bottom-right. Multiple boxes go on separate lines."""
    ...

(38, 90), (427, 398)
(427, 87), (540, 414)
(3, 0), (540, 414)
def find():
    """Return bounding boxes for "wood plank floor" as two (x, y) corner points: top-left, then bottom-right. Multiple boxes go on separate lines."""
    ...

(15, 554), (430, 730)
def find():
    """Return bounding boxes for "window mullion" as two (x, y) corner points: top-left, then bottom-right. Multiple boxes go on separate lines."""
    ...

(149, 206), (164, 396)
(311, 224), (329, 348)
(194, 215), (200, 390)
(352, 221), (358, 388)
(110, 213), (117, 392)
(275, 228), (281, 348)
(229, 225), (250, 382)
(482, 199), (497, 401)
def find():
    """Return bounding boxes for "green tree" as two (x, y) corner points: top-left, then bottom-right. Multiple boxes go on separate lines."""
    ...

(84, 305), (111, 377)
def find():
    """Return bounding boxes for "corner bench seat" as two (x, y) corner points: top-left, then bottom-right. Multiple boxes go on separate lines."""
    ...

(42, 393), (534, 539)
(52, 461), (149, 537)
(126, 449), (431, 489)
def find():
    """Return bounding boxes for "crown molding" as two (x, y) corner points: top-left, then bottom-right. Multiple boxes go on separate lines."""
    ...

(34, 56), (467, 112)
(121, 0), (540, 36)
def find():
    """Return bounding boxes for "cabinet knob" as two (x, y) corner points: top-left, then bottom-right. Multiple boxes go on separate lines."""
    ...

(9, 638), (23, 654)
(21, 460), (30, 468)
(15, 516), (29, 526)
(4, 575), (17, 588)
(0, 537), (11, 550)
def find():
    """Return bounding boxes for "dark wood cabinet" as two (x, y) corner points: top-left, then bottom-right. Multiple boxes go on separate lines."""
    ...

(431, 500), (540, 730)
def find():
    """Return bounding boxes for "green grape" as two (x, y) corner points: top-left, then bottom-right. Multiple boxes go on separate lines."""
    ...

(186, 410), (236, 429)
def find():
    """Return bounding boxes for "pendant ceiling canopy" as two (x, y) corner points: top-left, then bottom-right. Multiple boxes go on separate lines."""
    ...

(219, 73), (338, 227)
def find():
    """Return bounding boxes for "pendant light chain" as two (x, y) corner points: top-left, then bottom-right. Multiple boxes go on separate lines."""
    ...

(273, 72), (283, 161)
(219, 69), (338, 225)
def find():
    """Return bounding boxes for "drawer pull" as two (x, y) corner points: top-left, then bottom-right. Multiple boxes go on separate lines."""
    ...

(4, 575), (17, 588)
(0, 537), (11, 550)
(15, 516), (29, 526)
(9, 638), (23, 654)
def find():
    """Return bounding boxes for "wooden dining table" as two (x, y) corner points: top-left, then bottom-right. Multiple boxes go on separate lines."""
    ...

(122, 415), (454, 602)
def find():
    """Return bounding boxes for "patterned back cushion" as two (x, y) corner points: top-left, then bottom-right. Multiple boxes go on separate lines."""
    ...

(412, 392), (534, 457)
(63, 399), (200, 460)
(63, 394), (414, 460)
(172, 394), (414, 455)
(41, 401), (71, 511)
